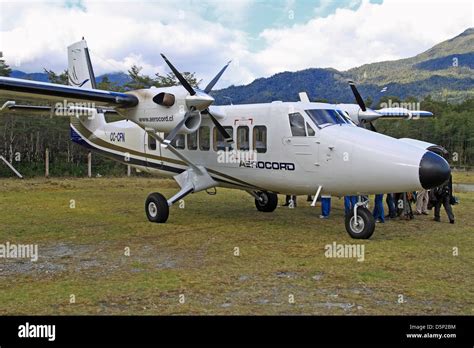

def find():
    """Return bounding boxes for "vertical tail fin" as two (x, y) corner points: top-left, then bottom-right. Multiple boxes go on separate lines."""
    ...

(67, 39), (97, 89)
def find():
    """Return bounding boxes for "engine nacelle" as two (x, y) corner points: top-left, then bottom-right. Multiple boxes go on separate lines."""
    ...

(121, 86), (202, 134)
(336, 103), (381, 125)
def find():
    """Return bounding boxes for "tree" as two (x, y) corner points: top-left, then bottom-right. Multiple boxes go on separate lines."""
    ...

(97, 75), (123, 92)
(124, 65), (155, 90)
(154, 71), (201, 88)
(376, 95), (401, 109)
(44, 69), (68, 85)
(404, 95), (418, 104)
(0, 57), (12, 77)
(364, 96), (373, 108)
(125, 65), (201, 90)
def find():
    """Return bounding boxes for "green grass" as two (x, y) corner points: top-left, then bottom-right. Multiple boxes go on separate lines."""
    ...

(453, 170), (474, 184)
(0, 177), (473, 315)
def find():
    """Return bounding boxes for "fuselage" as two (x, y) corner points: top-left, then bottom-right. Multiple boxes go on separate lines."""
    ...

(70, 100), (449, 196)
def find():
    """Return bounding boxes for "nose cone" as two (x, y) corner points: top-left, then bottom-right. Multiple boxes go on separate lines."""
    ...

(185, 90), (214, 111)
(419, 151), (451, 189)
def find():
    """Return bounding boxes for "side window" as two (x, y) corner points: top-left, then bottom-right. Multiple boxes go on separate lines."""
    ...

(187, 131), (197, 150)
(306, 122), (315, 136)
(148, 134), (157, 150)
(289, 112), (306, 136)
(253, 126), (267, 154)
(237, 126), (249, 151)
(199, 126), (210, 151)
(164, 133), (185, 149)
(213, 126), (234, 151)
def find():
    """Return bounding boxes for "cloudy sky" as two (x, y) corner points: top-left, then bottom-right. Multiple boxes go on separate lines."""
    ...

(0, 0), (473, 88)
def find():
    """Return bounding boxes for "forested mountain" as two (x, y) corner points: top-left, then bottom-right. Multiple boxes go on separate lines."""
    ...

(10, 70), (131, 86)
(9, 28), (473, 105)
(212, 28), (474, 105)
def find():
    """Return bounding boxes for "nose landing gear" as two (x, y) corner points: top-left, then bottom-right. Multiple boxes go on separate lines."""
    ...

(345, 201), (375, 239)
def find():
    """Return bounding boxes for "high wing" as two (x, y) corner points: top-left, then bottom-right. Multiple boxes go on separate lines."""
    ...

(0, 77), (138, 112)
(375, 107), (433, 119)
(335, 81), (435, 128)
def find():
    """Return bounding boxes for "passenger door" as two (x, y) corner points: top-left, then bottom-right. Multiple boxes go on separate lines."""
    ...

(144, 132), (163, 169)
(283, 112), (320, 172)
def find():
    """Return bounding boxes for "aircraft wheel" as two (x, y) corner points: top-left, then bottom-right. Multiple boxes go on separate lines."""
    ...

(145, 192), (169, 223)
(345, 207), (375, 239)
(255, 191), (278, 212)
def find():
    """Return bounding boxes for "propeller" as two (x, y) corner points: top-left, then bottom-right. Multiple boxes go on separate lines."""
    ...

(348, 80), (366, 112)
(160, 55), (233, 146)
(202, 108), (233, 143)
(160, 54), (195, 96)
(361, 119), (377, 132)
(163, 109), (199, 146)
(204, 60), (231, 94)
(203, 61), (233, 143)
(348, 80), (380, 132)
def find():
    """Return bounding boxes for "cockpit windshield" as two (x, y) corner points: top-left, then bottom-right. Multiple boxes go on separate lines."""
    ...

(305, 109), (350, 128)
(336, 110), (356, 126)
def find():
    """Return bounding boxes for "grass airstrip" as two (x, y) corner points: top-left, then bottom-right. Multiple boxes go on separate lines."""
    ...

(0, 176), (473, 315)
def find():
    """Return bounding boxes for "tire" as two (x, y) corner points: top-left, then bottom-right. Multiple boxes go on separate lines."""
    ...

(255, 191), (278, 212)
(145, 192), (169, 223)
(345, 207), (375, 239)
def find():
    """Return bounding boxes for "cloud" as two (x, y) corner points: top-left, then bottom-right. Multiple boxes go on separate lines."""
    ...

(255, 0), (474, 74)
(0, 0), (255, 88)
(0, 0), (472, 88)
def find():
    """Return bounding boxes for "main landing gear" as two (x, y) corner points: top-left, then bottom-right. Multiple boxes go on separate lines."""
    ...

(145, 186), (193, 224)
(252, 191), (278, 212)
(145, 166), (217, 224)
(145, 192), (169, 223)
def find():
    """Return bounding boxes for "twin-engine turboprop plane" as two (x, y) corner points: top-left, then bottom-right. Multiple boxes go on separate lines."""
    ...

(0, 39), (451, 239)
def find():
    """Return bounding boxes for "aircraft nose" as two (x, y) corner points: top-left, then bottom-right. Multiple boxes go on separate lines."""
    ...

(419, 151), (451, 189)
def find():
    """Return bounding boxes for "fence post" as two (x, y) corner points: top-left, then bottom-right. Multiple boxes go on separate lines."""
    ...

(127, 165), (131, 177)
(45, 148), (49, 178)
(87, 151), (92, 178)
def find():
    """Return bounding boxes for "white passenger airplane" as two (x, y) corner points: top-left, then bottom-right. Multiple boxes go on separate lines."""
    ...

(0, 40), (451, 239)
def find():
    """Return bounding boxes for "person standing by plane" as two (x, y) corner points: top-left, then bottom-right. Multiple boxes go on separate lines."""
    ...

(373, 194), (385, 223)
(385, 193), (397, 219)
(344, 195), (358, 216)
(320, 195), (331, 219)
(433, 174), (455, 224)
(283, 195), (297, 208)
(415, 189), (429, 215)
